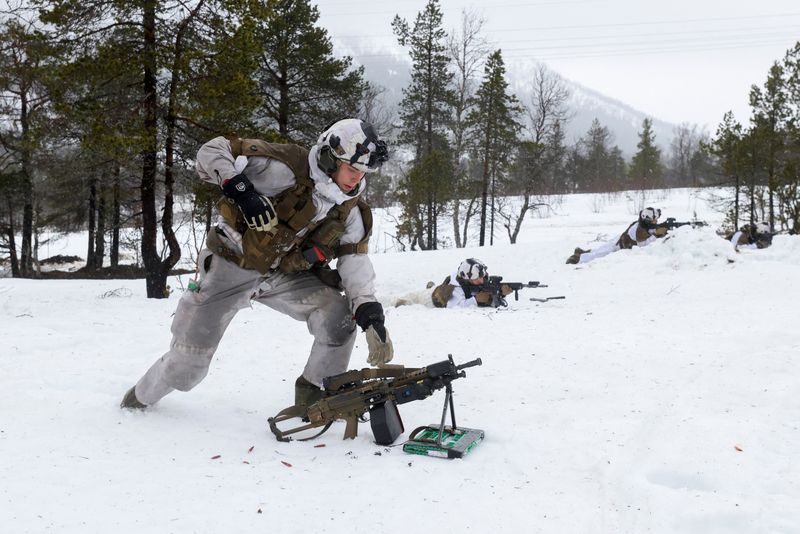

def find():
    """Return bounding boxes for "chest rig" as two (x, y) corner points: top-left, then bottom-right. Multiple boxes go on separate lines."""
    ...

(211, 138), (372, 280)
(431, 276), (481, 308)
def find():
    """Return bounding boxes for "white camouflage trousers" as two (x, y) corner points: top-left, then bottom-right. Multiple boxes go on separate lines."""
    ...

(134, 248), (357, 405)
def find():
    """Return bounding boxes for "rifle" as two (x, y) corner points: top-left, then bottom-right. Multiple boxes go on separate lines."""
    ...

(476, 275), (546, 307)
(646, 217), (708, 231)
(268, 355), (482, 445)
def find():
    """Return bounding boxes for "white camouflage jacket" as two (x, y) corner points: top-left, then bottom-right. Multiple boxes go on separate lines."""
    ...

(195, 136), (378, 311)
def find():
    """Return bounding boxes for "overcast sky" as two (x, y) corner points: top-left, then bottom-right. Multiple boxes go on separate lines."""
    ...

(315, 0), (800, 130)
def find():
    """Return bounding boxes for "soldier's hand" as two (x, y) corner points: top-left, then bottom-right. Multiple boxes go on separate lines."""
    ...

(365, 324), (393, 366)
(222, 173), (278, 232)
(354, 302), (394, 366)
(500, 284), (514, 297)
(654, 226), (668, 237)
(474, 291), (493, 306)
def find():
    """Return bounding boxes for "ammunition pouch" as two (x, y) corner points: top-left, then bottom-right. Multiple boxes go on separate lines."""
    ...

(205, 226), (246, 267)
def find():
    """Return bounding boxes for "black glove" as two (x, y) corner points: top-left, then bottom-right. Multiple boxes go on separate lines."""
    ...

(222, 173), (277, 232)
(354, 302), (393, 366)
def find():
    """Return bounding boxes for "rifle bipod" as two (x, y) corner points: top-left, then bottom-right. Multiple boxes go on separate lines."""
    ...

(402, 383), (485, 459)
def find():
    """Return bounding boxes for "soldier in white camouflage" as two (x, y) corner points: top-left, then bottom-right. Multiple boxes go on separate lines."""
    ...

(566, 207), (668, 264)
(430, 258), (513, 308)
(725, 222), (772, 251)
(121, 119), (393, 412)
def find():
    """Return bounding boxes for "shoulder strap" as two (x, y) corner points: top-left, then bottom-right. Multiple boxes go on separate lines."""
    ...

(334, 198), (373, 256)
(229, 137), (313, 188)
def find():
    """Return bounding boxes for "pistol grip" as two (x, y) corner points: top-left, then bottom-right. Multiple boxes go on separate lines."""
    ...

(343, 416), (359, 440)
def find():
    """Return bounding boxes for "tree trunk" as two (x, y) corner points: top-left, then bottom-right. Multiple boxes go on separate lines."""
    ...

(19, 91), (34, 276)
(490, 170), (496, 246)
(140, 0), (168, 298)
(734, 173), (740, 230)
(94, 182), (106, 269)
(452, 200), (462, 248)
(461, 196), (476, 247)
(87, 175), (97, 269)
(509, 195), (530, 244)
(479, 150), (490, 246)
(5, 201), (20, 277)
(111, 163), (121, 267)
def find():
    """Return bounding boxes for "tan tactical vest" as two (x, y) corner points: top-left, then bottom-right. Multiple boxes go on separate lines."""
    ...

(209, 138), (372, 282)
(616, 221), (649, 249)
(431, 276), (455, 308)
(431, 276), (492, 308)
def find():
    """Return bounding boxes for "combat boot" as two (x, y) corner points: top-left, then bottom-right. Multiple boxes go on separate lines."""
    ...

(295, 375), (324, 408)
(120, 386), (147, 410)
(574, 247), (589, 255)
(566, 254), (580, 265)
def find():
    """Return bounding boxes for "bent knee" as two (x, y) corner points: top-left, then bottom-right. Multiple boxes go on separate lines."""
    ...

(308, 304), (356, 345)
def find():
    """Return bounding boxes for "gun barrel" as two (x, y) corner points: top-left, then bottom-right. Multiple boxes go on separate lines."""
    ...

(456, 357), (482, 371)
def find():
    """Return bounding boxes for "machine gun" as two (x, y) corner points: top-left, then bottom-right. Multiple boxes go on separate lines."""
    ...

(268, 355), (482, 446)
(476, 275), (547, 307)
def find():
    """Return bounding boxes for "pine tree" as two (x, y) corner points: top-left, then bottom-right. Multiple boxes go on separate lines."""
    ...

(0, 19), (55, 277)
(749, 62), (789, 229)
(253, 0), (366, 144)
(393, 0), (454, 158)
(628, 118), (663, 202)
(38, 0), (263, 297)
(396, 150), (454, 250)
(567, 119), (625, 193)
(464, 49), (522, 246)
(708, 111), (744, 229)
(780, 42), (800, 233)
(393, 0), (455, 249)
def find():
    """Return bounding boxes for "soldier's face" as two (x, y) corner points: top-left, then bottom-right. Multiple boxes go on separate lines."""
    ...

(470, 277), (485, 285)
(333, 162), (366, 193)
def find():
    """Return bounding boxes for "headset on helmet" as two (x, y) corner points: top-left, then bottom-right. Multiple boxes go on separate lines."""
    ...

(639, 207), (661, 223)
(316, 118), (389, 175)
(457, 258), (488, 281)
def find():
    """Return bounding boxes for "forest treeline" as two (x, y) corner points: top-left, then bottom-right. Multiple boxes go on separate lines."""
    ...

(1, 0), (799, 296)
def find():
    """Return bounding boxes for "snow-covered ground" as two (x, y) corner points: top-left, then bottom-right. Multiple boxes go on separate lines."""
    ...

(1, 189), (798, 533)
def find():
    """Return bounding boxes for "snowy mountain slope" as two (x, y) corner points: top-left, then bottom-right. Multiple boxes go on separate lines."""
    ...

(343, 44), (678, 156)
(1, 189), (798, 533)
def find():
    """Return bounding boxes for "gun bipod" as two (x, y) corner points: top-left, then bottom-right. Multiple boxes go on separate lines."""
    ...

(401, 383), (484, 459)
